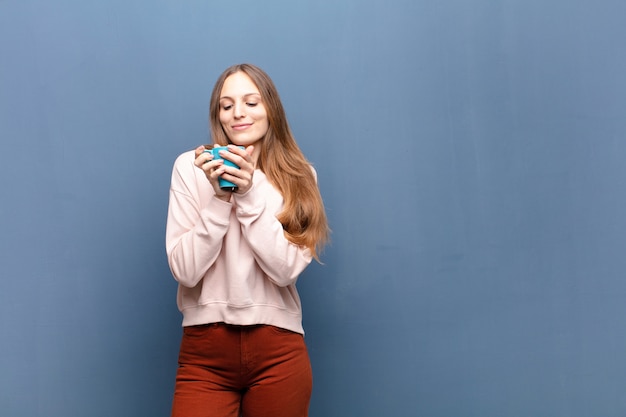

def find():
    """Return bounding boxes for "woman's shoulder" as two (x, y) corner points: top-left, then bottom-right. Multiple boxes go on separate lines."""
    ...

(174, 149), (197, 165)
(171, 149), (199, 174)
(169, 149), (202, 188)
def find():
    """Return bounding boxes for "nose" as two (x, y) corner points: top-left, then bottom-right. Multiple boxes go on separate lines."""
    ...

(233, 102), (246, 119)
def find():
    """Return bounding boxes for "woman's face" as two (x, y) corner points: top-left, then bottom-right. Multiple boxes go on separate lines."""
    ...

(218, 71), (269, 149)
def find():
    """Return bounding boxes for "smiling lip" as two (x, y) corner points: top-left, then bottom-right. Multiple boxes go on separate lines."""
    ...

(232, 123), (252, 131)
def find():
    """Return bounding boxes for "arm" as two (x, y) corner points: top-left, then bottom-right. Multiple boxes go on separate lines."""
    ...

(233, 179), (313, 287)
(165, 153), (232, 288)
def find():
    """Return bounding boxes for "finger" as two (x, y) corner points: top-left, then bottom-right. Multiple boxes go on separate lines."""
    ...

(194, 145), (207, 158)
(226, 144), (245, 155)
(218, 165), (238, 181)
(225, 145), (254, 169)
(222, 166), (252, 188)
(203, 153), (215, 166)
(195, 151), (214, 168)
(225, 145), (252, 162)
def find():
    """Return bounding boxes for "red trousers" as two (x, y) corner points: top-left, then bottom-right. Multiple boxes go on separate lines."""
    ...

(171, 323), (312, 417)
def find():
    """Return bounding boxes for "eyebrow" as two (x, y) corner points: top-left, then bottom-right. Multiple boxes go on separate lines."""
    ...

(219, 93), (262, 101)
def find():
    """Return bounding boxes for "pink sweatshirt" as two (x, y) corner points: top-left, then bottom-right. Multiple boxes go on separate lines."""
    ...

(165, 150), (313, 334)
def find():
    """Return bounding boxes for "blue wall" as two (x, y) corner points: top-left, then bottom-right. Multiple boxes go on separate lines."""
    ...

(2, 1), (625, 416)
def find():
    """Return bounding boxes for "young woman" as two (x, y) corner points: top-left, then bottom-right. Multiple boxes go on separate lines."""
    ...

(166, 63), (329, 417)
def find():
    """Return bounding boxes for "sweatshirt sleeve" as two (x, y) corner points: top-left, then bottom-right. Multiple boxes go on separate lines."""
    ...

(233, 182), (313, 287)
(165, 153), (232, 288)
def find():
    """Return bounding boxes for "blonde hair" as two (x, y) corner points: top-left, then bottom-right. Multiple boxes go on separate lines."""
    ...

(209, 63), (329, 259)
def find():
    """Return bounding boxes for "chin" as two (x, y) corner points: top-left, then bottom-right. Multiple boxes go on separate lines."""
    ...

(230, 137), (262, 148)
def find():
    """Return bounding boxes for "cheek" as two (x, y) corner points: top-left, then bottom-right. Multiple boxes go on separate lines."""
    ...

(260, 120), (270, 135)
(218, 111), (230, 126)
(252, 109), (269, 126)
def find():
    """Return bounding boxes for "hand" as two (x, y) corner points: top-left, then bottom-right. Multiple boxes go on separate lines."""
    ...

(219, 145), (255, 195)
(193, 145), (255, 200)
(193, 145), (232, 201)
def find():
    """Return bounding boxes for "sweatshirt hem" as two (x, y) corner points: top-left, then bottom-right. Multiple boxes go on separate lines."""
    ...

(180, 302), (304, 335)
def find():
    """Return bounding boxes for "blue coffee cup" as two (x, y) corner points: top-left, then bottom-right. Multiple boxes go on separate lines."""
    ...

(203, 146), (244, 190)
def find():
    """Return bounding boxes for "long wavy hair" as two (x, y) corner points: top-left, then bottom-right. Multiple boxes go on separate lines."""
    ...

(209, 63), (329, 260)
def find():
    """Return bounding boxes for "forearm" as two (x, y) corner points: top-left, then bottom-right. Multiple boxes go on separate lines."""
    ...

(233, 185), (312, 287)
(166, 191), (231, 287)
